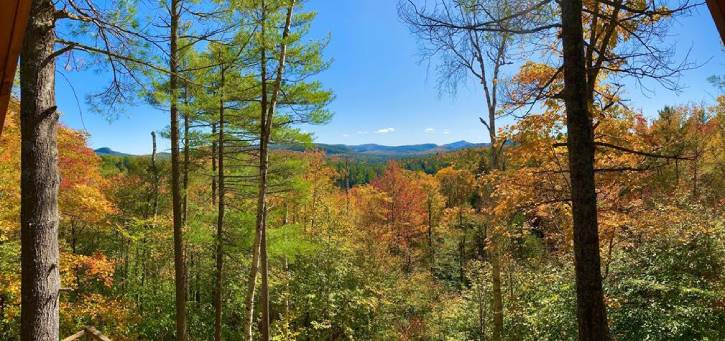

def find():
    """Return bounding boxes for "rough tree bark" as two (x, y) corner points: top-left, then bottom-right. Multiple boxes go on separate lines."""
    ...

(211, 123), (217, 205)
(169, 0), (187, 339)
(243, 220), (261, 341)
(260, 3), (294, 336)
(182, 88), (190, 226)
(19, 0), (60, 339)
(151, 131), (160, 218)
(244, 3), (295, 339)
(214, 65), (225, 341)
(242, 9), (267, 337)
(560, 0), (610, 339)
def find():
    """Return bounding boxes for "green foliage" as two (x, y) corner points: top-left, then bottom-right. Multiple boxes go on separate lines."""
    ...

(279, 246), (396, 340)
(5, 0), (724, 338)
(607, 208), (725, 340)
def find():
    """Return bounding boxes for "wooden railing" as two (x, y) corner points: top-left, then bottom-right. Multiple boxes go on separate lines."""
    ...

(62, 326), (111, 341)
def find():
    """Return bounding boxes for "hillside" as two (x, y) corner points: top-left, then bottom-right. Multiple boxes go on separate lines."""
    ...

(315, 140), (488, 156)
(281, 140), (489, 159)
(94, 147), (133, 157)
(95, 140), (488, 160)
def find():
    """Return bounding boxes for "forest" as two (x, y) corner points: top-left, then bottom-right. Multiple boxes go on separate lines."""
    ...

(0, 0), (723, 340)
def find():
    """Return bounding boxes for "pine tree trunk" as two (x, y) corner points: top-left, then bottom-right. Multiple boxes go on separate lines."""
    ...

(142, 132), (156, 310)
(259, 206), (270, 340)
(560, 0), (610, 339)
(19, 0), (60, 339)
(211, 123), (217, 205)
(261, 4), (294, 339)
(243, 231), (261, 341)
(252, 66), (273, 336)
(257, 26), (274, 341)
(151, 131), (160, 218)
(214, 66), (225, 341)
(182, 91), (190, 226)
(243, 17), (268, 339)
(169, 0), (187, 338)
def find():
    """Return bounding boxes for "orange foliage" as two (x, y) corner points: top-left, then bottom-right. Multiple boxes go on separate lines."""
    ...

(352, 161), (429, 268)
(0, 103), (120, 336)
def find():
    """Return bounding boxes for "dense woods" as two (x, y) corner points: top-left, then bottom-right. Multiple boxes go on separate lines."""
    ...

(0, 0), (723, 340)
(2, 94), (723, 339)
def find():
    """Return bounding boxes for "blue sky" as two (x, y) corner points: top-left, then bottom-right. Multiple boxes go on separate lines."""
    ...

(54, 0), (724, 155)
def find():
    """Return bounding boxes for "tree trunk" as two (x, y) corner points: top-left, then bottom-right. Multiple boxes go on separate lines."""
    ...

(674, 158), (679, 189)
(243, 229), (261, 341)
(486, 91), (504, 341)
(151, 131), (160, 218)
(261, 4), (294, 340)
(478, 284), (486, 341)
(211, 123), (217, 205)
(491, 243), (503, 341)
(259, 209), (270, 341)
(257, 29), (274, 341)
(182, 89), (190, 226)
(692, 149), (699, 199)
(243, 13), (268, 339)
(427, 198), (434, 265)
(19, 1), (60, 339)
(478, 38), (506, 340)
(169, 0), (187, 339)
(459, 233), (466, 286)
(146, 130), (158, 310)
(214, 66), (225, 341)
(560, 0), (610, 339)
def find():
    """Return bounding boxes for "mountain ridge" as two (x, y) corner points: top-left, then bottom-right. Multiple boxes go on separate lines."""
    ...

(94, 147), (133, 157)
(305, 140), (488, 157)
(95, 140), (488, 159)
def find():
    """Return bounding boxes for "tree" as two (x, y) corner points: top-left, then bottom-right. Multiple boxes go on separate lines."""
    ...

(242, 2), (295, 339)
(16, 0), (156, 337)
(557, 1), (695, 337)
(436, 166), (477, 292)
(166, 2), (188, 337)
(400, 0), (526, 169)
(558, 1), (610, 337)
(399, 1), (537, 337)
(370, 162), (428, 272)
(401, 0), (697, 337)
(415, 173), (445, 264)
(141, 1), (234, 337)
(214, 55), (226, 341)
(242, 1), (333, 339)
(19, 1), (61, 337)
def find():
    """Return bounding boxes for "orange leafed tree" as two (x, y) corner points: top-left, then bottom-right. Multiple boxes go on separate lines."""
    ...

(352, 161), (429, 271)
(0, 104), (122, 335)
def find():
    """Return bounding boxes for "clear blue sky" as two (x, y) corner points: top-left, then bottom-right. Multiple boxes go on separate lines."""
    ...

(54, 0), (724, 155)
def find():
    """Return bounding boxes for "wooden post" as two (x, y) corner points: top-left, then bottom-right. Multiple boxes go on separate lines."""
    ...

(0, 0), (32, 137)
(706, 0), (725, 43)
(61, 326), (112, 341)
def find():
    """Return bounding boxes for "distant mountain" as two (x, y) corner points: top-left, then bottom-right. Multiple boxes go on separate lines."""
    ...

(443, 140), (479, 150)
(96, 140), (488, 160)
(281, 140), (488, 159)
(94, 147), (133, 157)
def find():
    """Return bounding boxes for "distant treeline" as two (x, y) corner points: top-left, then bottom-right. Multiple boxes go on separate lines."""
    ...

(328, 147), (491, 188)
(98, 146), (490, 189)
